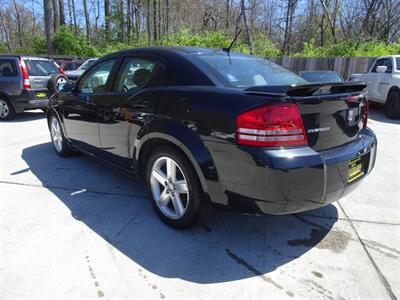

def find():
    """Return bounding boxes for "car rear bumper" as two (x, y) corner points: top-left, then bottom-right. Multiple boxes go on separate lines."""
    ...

(212, 128), (377, 215)
(11, 89), (49, 112)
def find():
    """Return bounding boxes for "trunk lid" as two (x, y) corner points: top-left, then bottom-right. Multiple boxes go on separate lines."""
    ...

(244, 82), (368, 151)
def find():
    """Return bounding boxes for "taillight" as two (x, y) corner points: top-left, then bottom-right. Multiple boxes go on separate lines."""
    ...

(236, 103), (307, 147)
(56, 65), (65, 75)
(19, 59), (30, 89)
(362, 99), (369, 128)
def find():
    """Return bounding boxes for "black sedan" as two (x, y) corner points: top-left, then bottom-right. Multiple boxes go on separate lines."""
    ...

(47, 47), (377, 229)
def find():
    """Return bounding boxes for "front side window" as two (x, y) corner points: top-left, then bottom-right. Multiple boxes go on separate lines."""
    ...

(79, 59), (115, 94)
(371, 58), (392, 73)
(194, 53), (307, 88)
(24, 59), (60, 76)
(0, 59), (17, 76)
(113, 57), (165, 93)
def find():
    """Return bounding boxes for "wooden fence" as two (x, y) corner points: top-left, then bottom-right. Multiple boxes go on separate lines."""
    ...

(269, 57), (377, 80)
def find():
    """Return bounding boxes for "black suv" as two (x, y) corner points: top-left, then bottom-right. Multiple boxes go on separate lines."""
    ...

(0, 55), (67, 120)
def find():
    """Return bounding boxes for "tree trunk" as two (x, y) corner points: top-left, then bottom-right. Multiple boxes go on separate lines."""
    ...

(153, 0), (157, 42)
(0, 10), (12, 52)
(105, 0), (111, 41)
(120, 0), (126, 43)
(43, 0), (55, 54)
(59, 0), (65, 25)
(241, 0), (254, 53)
(83, 0), (90, 42)
(165, 0), (169, 34)
(12, 0), (24, 48)
(71, 0), (77, 34)
(127, 0), (131, 41)
(52, 0), (60, 32)
(67, 0), (73, 29)
(147, 0), (151, 45)
(225, 0), (230, 30)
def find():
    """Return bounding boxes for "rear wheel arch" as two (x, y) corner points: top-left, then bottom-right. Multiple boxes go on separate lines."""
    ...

(136, 134), (213, 195)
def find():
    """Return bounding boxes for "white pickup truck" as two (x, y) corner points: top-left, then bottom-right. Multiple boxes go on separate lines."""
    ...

(350, 55), (400, 118)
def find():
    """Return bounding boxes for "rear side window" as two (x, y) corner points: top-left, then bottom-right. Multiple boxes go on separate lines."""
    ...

(24, 59), (60, 76)
(113, 57), (166, 92)
(0, 59), (17, 76)
(396, 58), (400, 71)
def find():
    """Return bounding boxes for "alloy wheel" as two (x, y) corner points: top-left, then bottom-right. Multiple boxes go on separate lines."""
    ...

(150, 156), (189, 220)
(0, 100), (10, 118)
(50, 117), (63, 152)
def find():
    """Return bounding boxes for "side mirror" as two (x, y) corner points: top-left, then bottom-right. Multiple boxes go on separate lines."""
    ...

(59, 82), (73, 93)
(376, 65), (388, 73)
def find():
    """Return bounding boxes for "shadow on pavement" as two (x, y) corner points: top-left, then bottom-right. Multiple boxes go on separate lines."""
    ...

(21, 142), (338, 284)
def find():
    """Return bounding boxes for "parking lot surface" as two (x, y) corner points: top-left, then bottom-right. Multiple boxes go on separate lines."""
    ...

(1, 107), (399, 300)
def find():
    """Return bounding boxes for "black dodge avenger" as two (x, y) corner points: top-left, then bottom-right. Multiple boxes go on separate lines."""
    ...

(47, 47), (377, 229)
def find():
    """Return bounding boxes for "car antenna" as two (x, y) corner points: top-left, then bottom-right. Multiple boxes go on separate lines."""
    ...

(222, 29), (241, 64)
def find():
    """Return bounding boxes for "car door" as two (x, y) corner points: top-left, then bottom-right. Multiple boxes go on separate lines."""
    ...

(62, 59), (116, 153)
(366, 59), (382, 101)
(96, 56), (169, 169)
(375, 57), (393, 102)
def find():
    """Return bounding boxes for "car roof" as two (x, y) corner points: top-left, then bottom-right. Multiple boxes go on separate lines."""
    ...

(100, 46), (252, 61)
(0, 55), (53, 61)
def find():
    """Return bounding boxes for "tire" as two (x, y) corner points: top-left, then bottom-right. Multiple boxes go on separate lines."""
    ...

(145, 146), (206, 229)
(384, 90), (400, 119)
(0, 97), (16, 120)
(48, 114), (74, 157)
(48, 74), (69, 96)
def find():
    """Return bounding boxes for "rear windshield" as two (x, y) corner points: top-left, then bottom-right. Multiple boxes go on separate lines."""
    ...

(195, 54), (307, 88)
(300, 72), (343, 83)
(24, 59), (60, 76)
(0, 59), (17, 76)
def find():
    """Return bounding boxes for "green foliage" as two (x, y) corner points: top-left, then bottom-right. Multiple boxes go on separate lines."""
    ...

(53, 26), (98, 57)
(294, 38), (400, 57)
(162, 28), (232, 49)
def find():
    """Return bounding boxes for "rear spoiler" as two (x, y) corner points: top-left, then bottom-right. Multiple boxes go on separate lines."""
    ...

(244, 82), (367, 97)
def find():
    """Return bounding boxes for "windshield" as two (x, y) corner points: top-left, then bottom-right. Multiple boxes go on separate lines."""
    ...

(79, 59), (96, 71)
(195, 54), (307, 88)
(299, 72), (343, 83)
(24, 59), (60, 76)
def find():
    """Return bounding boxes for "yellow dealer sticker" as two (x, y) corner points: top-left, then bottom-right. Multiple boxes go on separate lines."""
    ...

(348, 157), (364, 183)
(36, 92), (47, 98)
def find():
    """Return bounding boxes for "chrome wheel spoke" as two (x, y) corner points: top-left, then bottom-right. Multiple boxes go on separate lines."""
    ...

(171, 195), (185, 217)
(174, 180), (188, 194)
(166, 158), (176, 181)
(152, 169), (167, 186)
